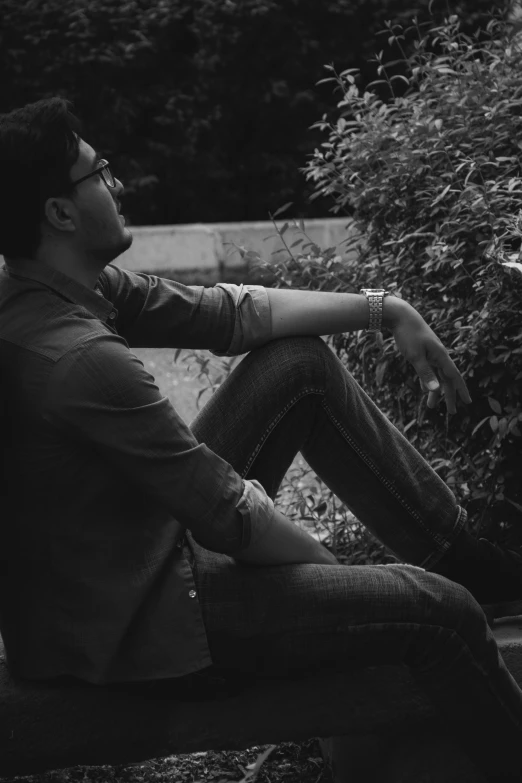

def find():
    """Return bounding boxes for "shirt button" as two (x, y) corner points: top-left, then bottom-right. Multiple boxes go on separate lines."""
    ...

(189, 590), (197, 599)
(108, 312), (116, 320)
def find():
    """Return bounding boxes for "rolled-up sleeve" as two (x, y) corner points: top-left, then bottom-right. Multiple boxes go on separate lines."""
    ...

(236, 478), (276, 549)
(210, 284), (272, 356)
(97, 265), (272, 355)
(43, 332), (274, 556)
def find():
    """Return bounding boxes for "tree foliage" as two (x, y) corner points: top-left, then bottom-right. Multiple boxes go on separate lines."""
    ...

(0, 0), (511, 224)
(258, 3), (522, 544)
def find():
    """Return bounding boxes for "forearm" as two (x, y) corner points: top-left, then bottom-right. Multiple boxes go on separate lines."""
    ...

(233, 507), (339, 566)
(267, 289), (412, 339)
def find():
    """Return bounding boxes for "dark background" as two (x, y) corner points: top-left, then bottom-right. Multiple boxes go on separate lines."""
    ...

(0, 0), (513, 226)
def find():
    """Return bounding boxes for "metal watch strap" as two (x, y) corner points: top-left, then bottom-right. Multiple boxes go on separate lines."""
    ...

(360, 289), (389, 332)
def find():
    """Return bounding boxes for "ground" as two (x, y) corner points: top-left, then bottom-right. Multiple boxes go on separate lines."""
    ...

(5, 740), (331, 783)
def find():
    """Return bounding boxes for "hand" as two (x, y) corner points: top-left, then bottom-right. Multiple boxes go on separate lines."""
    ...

(389, 301), (472, 414)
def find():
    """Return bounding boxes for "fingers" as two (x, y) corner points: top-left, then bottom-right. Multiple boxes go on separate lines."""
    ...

(456, 375), (472, 405)
(416, 357), (470, 415)
(435, 353), (472, 408)
(426, 387), (441, 409)
(420, 376), (455, 413)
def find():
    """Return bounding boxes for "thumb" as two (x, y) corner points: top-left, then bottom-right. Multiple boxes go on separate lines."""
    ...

(415, 363), (439, 391)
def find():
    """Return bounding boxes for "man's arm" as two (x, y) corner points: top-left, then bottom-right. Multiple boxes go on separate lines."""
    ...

(267, 289), (405, 337)
(234, 506), (339, 566)
(98, 264), (272, 355)
(44, 332), (334, 565)
(266, 288), (471, 414)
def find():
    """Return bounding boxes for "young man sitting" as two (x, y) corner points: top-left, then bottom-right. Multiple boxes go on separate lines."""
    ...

(1, 97), (522, 780)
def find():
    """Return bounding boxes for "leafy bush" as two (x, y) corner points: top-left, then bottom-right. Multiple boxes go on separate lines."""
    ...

(252, 3), (522, 546)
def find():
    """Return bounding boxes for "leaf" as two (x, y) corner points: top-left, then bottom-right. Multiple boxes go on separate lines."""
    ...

(506, 497), (522, 514)
(488, 397), (502, 414)
(272, 202), (293, 219)
(502, 261), (522, 274)
(173, 348), (183, 363)
(233, 745), (277, 782)
(375, 361), (387, 386)
(489, 415), (499, 432)
(471, 416), (490, 436)
(279, 222), (289, 237)
(243, 250), (262, 263)
(431, 183), (453, 206)
(390, 74), (410, 86)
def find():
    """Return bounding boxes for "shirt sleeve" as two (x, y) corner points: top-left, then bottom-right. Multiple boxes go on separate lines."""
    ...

(236, 477), (276, 548)
(97, 265), (272, 355)
(210, 283), (272, 357)
(43, 332), (274, 556)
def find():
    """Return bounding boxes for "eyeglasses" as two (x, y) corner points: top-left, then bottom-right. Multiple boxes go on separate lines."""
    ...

(69, 159), (116, 190)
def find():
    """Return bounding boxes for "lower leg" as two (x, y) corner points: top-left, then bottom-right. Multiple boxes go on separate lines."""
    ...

(191, 336), (465, 568)
(192, 336), (522, 616)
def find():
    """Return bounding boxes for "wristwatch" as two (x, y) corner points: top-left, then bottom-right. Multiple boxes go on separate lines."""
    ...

(360, 289), (390, 332)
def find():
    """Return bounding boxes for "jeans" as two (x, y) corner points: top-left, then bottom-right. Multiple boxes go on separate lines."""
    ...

(182, 336), (522, 779)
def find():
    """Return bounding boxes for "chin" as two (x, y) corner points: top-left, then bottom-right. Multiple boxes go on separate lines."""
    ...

(117, 227), (133, 253)
(99, 231), (133, 265)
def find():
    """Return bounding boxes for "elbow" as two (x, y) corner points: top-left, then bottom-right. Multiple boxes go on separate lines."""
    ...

(189, 510), (248, 556)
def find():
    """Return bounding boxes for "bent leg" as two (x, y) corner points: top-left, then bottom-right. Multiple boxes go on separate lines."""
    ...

(191, 336), (464, 568)
(189, 538), (522, 780)
(187, 337), (522, 778)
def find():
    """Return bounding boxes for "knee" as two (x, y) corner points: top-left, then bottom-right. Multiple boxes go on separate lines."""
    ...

(256, 335), (332, 383)
(382, 565), (485, 630)
(414, 569), (488, 635)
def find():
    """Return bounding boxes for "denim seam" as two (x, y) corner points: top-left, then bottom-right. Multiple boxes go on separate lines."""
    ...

(321, 399), (450, 550)
(241, 387), (325, 477)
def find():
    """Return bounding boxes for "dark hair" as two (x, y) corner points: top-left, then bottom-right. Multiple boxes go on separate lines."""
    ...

(0, 97), (82, 260)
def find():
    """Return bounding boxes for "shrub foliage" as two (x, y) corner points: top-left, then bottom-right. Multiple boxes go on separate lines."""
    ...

(255, 4), (522, 544)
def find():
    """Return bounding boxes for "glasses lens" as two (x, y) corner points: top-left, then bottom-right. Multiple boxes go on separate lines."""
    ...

(100, 161), (115, 188)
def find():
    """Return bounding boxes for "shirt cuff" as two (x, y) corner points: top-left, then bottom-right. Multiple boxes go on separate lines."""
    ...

(235, 478), (275, 551)
(210, 284), (272, 357)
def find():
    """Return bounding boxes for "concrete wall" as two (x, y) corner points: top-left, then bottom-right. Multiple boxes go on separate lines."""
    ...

(114, 217), (361, 275)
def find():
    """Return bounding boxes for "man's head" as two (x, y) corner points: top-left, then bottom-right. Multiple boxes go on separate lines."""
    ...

(0, 97), (132, 280)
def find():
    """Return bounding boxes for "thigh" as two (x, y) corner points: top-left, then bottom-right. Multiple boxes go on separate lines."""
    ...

(186, 533), (481, 681)
(189, 337), (327, 497)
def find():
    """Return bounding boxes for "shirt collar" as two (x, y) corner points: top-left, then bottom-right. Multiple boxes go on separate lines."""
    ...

(2, 258), (114, 322)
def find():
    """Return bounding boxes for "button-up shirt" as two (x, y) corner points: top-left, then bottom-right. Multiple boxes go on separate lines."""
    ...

(0, 259), (275, 684)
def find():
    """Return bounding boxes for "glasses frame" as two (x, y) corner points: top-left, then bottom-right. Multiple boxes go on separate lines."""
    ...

(69, 159), (116, 190)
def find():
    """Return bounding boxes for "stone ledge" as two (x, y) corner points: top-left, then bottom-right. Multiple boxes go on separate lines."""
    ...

(113, 217), (359, 275)
(0, 618), (521, 781)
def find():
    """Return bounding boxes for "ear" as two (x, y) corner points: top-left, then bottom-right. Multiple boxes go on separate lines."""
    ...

(43, 197), (77, 234)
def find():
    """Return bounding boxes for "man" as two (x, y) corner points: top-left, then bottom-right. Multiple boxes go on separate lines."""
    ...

(1, 96), (522, 778)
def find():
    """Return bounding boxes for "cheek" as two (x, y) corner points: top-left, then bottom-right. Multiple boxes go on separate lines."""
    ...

(82, 196), (115, 233)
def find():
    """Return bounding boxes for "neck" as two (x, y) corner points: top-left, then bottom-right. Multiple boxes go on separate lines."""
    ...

(35, 246), (105, 289)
